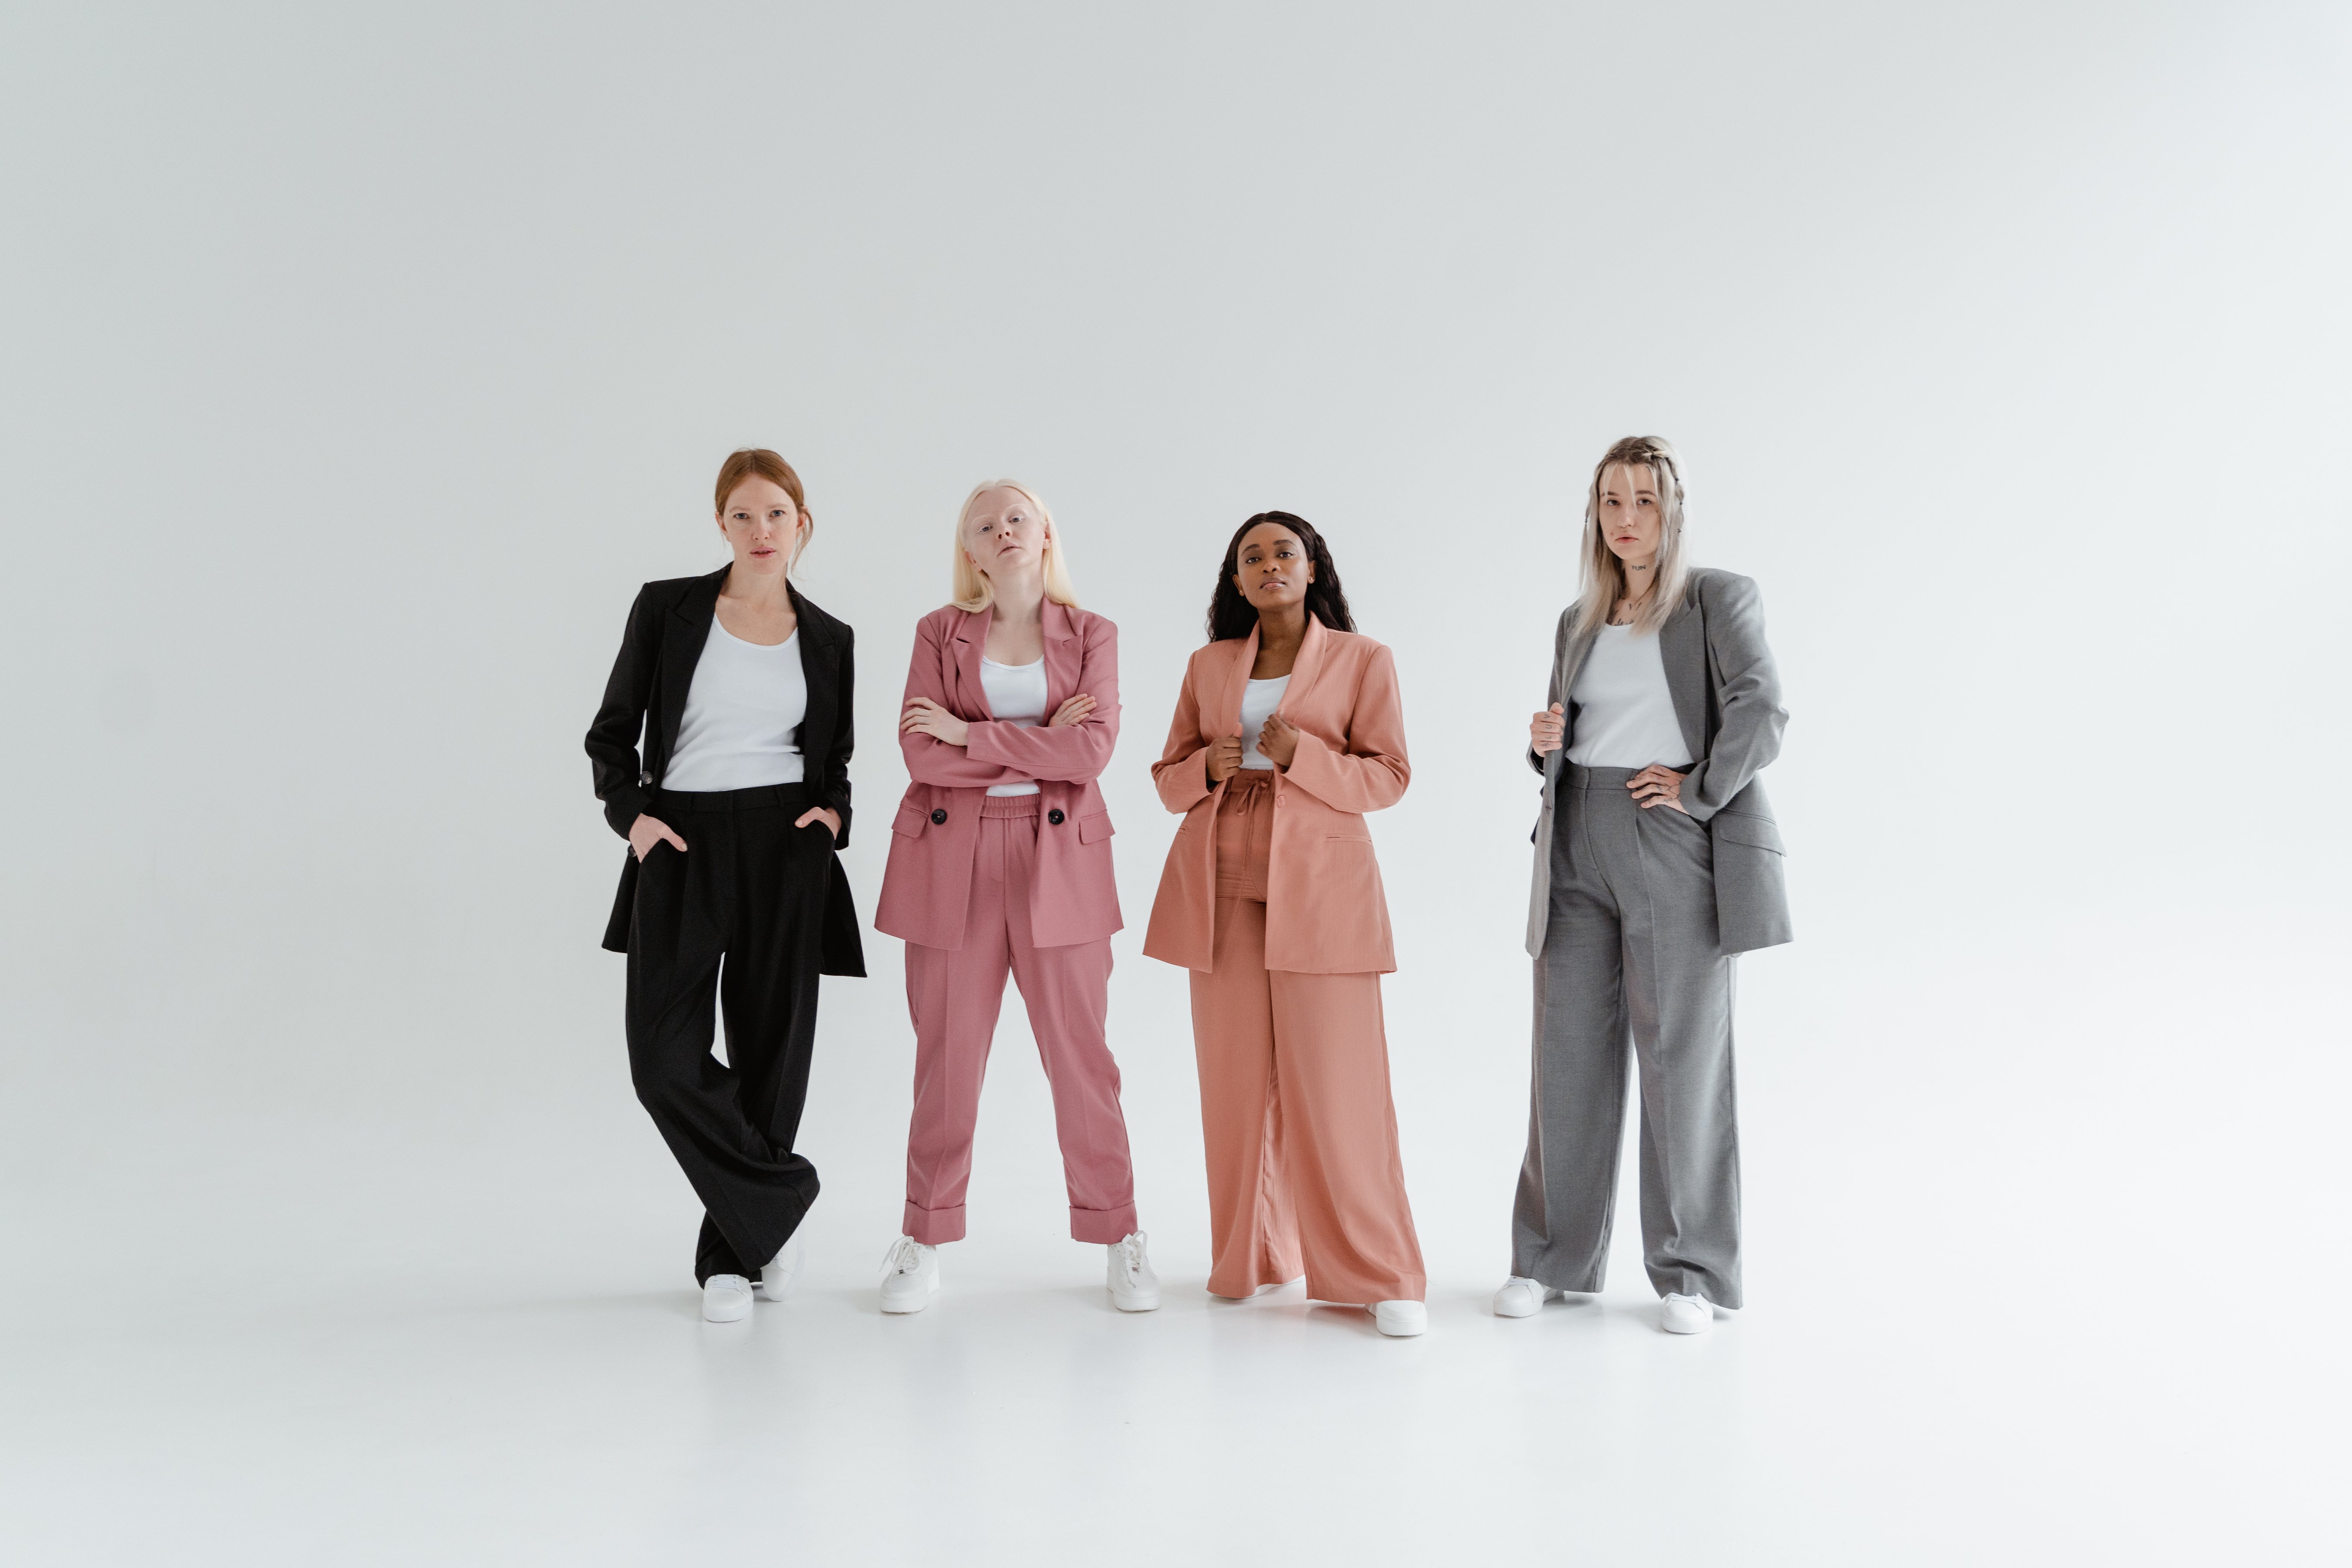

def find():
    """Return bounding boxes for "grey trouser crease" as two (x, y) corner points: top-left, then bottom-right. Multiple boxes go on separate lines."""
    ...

(1512, 764), (1743, 1307)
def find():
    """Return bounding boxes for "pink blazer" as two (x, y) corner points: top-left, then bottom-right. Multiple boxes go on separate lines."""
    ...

(1142, 618), (1409, 975)
(875, 601), (1123, 951)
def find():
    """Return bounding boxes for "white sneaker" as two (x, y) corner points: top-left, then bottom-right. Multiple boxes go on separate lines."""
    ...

(758, 1232), (804, 1302)
(1661, 1292), (1714, 1335)
(701, 1274), (754, 1323)
(1106, 1231), (1161, 1312)
(879, 1236), (939, 1314)
(1372, 1300), (1428, 1337)
(1493, 1277), (1560, 1318)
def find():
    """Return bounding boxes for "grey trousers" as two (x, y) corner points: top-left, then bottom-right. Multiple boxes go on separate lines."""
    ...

(1511, 764), (1743, 1307)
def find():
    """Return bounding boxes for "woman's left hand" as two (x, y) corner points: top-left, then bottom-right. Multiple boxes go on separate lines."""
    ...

(901, 698), (970, 747)
(794, 806), (842, 840)
(1257, 712), (1301, 770)
(1627, 764), (1689, 812)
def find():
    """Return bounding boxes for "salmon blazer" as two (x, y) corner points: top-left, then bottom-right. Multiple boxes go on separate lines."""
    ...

(1143, 619), (1409, 975)
(875, 601), (1122, 951)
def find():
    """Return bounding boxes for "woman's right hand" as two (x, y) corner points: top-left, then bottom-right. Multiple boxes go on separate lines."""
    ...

(1205, 733), (1246, 783)
(1530, 702), (1565, 755)
(629, 813), (688, 862)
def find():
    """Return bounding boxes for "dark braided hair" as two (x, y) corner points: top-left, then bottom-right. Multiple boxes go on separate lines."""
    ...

(1205, 511), (1355, 642)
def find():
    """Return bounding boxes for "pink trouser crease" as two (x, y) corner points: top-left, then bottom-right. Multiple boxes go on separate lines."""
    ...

(1190, 773), (1425, 1304)
(901, 796), (1138, 1245)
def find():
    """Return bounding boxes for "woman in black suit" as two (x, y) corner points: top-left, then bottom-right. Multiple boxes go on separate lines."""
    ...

(585, 448), (865, 1323)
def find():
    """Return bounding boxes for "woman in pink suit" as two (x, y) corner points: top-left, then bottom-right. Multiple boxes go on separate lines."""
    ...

(873, 481), (1158, 1315)
(1144, 511), (1429, 1338)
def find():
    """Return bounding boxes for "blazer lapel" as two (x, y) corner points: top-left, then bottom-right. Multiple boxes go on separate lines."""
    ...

(1281, 616), (1332, 716)
(1658, 596), (1710, 762)
(657, 567), (727, 768)
(1544, 624), (1598, 795)
(1041, 600), (1080, 712)
(954, 608), (993, 719)
(1215, 627), (1260, 739)
(789, 584), (836, 758)
(1558, 628), (1598, 701)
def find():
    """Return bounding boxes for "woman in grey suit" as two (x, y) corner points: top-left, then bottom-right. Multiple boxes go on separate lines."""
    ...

(1496, 436), (1790, 1335)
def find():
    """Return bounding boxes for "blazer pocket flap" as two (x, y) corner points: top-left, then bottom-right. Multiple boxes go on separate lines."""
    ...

(1078, 812), (1115, 845)
(1712, 811), (1784, 854)
(892, 804), (930, 838)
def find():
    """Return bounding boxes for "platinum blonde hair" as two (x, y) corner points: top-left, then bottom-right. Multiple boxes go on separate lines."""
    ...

(949, 480), (1080, 613)
(1573, 436), (1690, 639)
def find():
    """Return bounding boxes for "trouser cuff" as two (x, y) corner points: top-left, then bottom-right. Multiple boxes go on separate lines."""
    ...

(1070, 1204), (1138, 1245)
(903, 1201), (965, 1245)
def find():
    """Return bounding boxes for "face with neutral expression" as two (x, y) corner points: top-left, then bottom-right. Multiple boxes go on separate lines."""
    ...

(1232, 521), (1315, 615)
(1596, 462), (1664, 566)
(717, 476), (808, 579)
(962, 486), (1050, 580)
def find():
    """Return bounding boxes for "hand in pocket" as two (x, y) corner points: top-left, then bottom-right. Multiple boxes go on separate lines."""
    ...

(629, 813), (688, 861)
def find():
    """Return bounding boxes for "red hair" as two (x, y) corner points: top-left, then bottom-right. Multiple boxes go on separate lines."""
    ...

(713, 448), (811, 526)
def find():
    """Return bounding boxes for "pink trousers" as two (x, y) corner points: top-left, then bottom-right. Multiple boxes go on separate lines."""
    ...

(902, 795), (1138, 1245)
(1190, 772), (1426, 1303)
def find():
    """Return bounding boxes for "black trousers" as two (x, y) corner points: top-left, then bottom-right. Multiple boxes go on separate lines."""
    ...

(626, 784), (834, 1284)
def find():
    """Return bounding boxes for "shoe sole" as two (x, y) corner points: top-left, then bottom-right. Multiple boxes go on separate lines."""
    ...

(702, 1299), (753, 1323)
(1493, 1298), (1541, 1318)
(879, 1286), (938, 1315)
(1110, 1292), (1161, 1312)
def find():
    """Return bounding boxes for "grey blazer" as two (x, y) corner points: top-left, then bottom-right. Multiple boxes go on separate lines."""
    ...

(1525, 567), (1792, 957)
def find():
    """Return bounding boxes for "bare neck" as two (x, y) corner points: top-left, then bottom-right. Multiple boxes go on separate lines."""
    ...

(1613, 557), (1659, 622)
(723, 566), (792, 609)
(989, 571), (1046, 630)
(1256, 602), (1308, 659)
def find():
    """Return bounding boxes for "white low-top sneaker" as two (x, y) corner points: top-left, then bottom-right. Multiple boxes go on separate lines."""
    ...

(1493, 1277), (1559, 1318)
(701, 1274), (754, 1323)
(879, 1236), (939, 1314)
(758, 1232), (804, 1302)
(1106, 1231), (1161, 1312)
(1661, 1292), (1714, 1335)
(1373, 1300), (1428, 1337)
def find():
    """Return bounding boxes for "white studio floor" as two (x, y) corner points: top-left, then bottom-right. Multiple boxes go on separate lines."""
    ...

(3, 918), (2340, 1566)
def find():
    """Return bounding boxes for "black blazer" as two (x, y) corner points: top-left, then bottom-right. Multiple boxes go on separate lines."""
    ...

(585, 567), (865, 972)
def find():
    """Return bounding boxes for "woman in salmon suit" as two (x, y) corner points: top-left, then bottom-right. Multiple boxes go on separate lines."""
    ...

(873, 480), (1159, 1316)
(1144, 511), (1428, 1338)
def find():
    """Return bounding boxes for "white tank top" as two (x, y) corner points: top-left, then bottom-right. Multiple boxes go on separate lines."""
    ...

(979, 655), (1048, 797)
(662, 622), (807, 791)
(1567, 623), (1694, 768)
(1239, 676), (1289, 770)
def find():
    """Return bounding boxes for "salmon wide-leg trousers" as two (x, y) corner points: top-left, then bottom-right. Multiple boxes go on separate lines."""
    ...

(1188, 776), (1425, 1304)
(902, 797), (1138, 1246)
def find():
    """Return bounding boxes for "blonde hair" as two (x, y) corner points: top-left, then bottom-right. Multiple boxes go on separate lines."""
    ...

(949, 480), (1080, 612)
(1572, 436), (1690, 638)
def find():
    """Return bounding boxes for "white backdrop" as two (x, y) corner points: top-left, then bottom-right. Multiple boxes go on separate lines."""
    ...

(3, 3), (2347, 1562)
